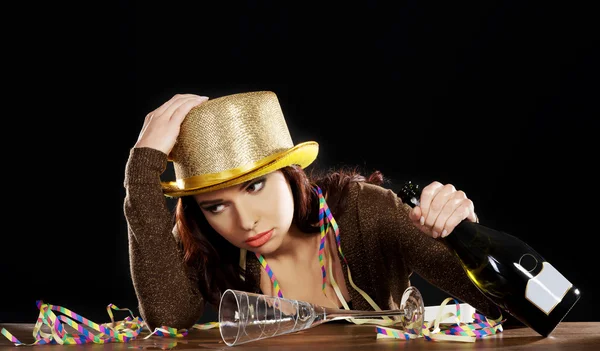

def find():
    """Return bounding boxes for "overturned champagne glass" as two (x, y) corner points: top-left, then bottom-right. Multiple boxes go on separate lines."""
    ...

(218, 286), (424, 346)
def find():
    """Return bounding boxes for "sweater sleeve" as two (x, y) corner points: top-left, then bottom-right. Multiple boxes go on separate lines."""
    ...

(123, 147), (204, 331)
(357, 183), (502, 320)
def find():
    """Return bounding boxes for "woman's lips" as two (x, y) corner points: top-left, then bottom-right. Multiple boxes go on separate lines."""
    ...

(245, 229), (273, 248)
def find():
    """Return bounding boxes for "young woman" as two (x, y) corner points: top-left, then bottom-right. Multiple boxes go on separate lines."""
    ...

(124, 91), (501, 331)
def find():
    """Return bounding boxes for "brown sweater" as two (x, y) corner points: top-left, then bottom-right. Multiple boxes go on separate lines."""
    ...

(123, 147), (501, 331)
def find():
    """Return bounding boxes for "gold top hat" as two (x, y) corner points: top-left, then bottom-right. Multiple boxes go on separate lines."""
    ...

(161, 91), (319, 197)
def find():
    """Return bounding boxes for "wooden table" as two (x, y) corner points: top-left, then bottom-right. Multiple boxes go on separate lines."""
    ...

(1, 322), (598, 350)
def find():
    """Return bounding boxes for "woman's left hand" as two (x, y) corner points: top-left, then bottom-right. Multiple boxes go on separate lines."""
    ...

(408, 181), (478, 238)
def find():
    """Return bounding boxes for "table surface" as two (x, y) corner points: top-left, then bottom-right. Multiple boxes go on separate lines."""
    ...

(1, 321), (598, 350)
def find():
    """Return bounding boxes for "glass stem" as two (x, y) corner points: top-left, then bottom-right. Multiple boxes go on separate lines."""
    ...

(320, 306), (406, 322)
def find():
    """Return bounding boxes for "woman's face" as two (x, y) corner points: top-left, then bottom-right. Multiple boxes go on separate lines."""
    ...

(193, 170), (295, 254)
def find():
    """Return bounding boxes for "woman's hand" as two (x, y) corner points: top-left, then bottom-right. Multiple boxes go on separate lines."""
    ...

(134, 94), (209, 155)
(408, 181), (478, 238)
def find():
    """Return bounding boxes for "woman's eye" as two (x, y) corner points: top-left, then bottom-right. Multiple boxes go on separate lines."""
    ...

(248, 179), (265, 193)
(202, 179), (265, 214)
(206, 204), (225, 214)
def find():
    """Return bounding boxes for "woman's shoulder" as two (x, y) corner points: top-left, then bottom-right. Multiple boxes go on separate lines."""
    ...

(351, 181), (399, 202)
(341, 180), (405, 219)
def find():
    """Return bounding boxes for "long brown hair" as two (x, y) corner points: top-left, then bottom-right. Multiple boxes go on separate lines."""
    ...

(175, 165), (385, 306)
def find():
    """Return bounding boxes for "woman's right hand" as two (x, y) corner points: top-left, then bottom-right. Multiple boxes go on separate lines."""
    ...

(134, 94), (209, 155)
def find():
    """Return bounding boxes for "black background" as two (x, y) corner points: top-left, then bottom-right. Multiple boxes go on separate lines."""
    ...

(2, 1), (598, 326)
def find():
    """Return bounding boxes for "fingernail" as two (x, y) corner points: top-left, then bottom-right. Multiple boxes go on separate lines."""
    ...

(441, 229), (448, 237)
(420, 216), (425, 226)
(432, 231), (439, 238)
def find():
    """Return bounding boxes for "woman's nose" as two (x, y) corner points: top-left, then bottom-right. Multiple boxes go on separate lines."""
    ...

(237, 205), (259, 231)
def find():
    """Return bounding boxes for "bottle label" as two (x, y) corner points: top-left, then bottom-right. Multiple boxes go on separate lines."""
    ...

(525, 262), (572, 315)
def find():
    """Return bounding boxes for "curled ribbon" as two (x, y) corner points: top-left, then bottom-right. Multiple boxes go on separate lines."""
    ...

(0, 300), (218, 347)
(375, 297), (504, 342)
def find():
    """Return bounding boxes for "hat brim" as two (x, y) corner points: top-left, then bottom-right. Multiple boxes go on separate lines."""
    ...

(161, 141), (319, 198)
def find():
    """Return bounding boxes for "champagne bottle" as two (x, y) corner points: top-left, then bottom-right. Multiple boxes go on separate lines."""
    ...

(397, 181), (580, 337)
